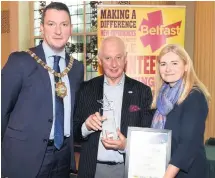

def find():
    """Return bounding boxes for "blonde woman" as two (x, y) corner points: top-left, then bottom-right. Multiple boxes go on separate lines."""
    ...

(151, 44), (210, 178)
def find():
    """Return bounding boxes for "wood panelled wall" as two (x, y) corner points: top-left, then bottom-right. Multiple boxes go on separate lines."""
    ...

(1, 1), (18, 68)
(1, 1), (11, 68)
(194, 2), (215, 140)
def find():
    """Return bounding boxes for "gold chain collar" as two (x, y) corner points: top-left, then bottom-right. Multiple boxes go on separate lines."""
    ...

(26, 49), (74, 78)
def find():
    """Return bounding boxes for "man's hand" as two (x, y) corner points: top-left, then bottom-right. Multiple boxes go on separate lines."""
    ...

(85, 112), (106, 131)
(101, 128), (127, 151)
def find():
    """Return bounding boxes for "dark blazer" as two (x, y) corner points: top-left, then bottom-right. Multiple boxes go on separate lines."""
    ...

(73, 75), (153, 178)
(165, 89), (208, 178)
(1, 44), (84, 178)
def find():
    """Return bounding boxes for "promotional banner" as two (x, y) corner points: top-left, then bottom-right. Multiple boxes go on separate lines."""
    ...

(97, 5), (186, 90)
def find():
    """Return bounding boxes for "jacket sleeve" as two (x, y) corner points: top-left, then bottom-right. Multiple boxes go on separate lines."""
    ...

(169, 90), (208, 172)
(1, 53), (23, 138)
(73, 82), (89, 142)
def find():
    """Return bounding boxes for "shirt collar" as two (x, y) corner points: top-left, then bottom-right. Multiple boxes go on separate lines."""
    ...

(42, 41), (65, 60)
(104, 73), (125, 86)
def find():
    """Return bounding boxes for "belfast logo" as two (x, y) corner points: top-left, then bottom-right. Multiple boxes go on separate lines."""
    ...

(138, 10), (182, 52)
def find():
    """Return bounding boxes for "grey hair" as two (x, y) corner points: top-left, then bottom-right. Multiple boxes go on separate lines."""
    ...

(97, 36), (127, 57)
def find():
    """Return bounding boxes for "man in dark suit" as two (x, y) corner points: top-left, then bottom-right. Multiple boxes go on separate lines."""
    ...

(1, 2), (84, 178)
(74, 36), (153, 178)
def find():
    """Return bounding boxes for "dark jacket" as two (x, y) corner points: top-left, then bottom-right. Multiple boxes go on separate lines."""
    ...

(165, 89), (208, 178)
(74, 75), (153, 178)
(1, 44), (84, 178)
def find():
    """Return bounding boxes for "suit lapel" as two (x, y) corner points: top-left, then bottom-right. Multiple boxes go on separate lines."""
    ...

(93, 76), (104, 147)
(30, 44), (52, 93)
(97, 75), (104, 98)
(63, 53), (80, 139)
(65, 52), (70, 66)
(93, 75), (104, 112)
(121, 76), (133, 135)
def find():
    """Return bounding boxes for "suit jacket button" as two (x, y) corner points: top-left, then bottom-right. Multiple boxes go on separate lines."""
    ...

(43, 139), (48, 143)
(48, 119), (53, 123)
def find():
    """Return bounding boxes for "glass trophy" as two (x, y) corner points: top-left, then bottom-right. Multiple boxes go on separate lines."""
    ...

(98, 95), (118, 140)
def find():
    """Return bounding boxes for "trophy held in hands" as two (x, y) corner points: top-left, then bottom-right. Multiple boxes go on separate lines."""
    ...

(97, 94), (118, 140)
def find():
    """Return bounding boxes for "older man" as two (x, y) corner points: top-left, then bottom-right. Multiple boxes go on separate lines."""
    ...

(74, 36), (153, 178)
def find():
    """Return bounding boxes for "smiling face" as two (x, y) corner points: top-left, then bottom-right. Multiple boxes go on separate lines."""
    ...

(40, 9), (72, 52)
(159, 52), (188, 87)
(98, 37), (127, 85)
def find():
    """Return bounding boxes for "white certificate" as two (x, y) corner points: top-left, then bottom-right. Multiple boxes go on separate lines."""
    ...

(125, 127), (172, 178)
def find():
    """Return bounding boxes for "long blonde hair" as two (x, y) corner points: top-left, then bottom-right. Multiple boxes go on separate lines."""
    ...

(151, 44), (210, 109)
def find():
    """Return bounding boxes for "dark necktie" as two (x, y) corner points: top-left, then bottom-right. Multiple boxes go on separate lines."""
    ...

(53, 55), (64, 149)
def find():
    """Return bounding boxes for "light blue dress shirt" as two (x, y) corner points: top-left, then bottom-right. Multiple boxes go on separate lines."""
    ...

(82, 74), (125, 163)
(42, 42), (71, 139)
